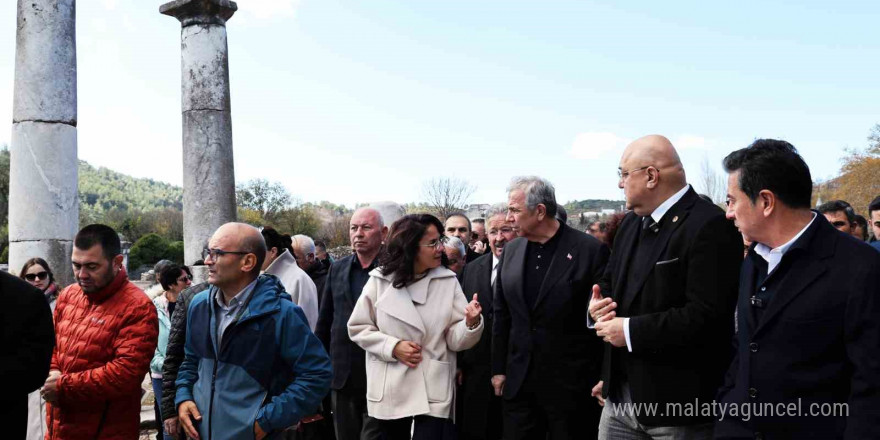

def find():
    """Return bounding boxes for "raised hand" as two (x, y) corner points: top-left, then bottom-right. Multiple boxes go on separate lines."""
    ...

(588, 284), (616, 323)
(465, 293), (483, 327)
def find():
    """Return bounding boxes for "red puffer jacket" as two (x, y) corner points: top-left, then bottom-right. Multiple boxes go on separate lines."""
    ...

(46, 268), (158, 440)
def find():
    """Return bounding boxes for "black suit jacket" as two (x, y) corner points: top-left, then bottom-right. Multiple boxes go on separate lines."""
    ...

(315, 254), (368, 391)
(492, 223), (609, 399)
(715, 214), (880, 439)
(599, 187), (741, 425)
(459, 253), (501, 438)
(0, 271), (54, 439)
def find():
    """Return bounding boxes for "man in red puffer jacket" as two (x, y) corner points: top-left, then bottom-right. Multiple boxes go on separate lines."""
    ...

(41, 224), (158, 440)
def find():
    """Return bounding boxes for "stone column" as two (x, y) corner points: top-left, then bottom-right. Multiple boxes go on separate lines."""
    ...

(9, 0), (79, 286)
(161, 0), (238, 264)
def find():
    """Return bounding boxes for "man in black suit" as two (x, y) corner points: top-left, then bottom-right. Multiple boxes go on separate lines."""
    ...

(588, 135), (742, 439)
(445, 213), (483, 262)
(492, 176), (609, 440)
(0, 270), (54, 439)
(315, 207), (388, 440)
(715, 139), (880, 439)
(458, 207), (518, 440)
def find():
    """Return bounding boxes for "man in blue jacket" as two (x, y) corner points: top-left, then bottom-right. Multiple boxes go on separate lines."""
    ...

(176, 222), (332, 440)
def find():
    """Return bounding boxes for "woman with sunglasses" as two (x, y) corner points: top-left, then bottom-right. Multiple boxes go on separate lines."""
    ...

(20, 258), (58, 307)
(151, 264), (191, 440)
(19, 258), (57, 440)
(348, 214), (484, 440)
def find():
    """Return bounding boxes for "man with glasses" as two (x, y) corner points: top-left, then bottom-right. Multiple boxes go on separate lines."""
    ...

(315, 208), (389, 440)
(588, 135), (741, 439)
(457, 206), (517, 440)
(176, 223), (332, 440)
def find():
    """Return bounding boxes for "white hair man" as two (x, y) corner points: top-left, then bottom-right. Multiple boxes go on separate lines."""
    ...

(292, 234), (329, 298)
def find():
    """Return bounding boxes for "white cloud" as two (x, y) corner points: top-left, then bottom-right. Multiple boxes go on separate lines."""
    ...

(238, 0), (301, 21)
(570, 131), (631, 160)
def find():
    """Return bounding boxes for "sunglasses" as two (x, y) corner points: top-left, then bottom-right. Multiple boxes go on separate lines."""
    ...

(25, 271), (49, 282)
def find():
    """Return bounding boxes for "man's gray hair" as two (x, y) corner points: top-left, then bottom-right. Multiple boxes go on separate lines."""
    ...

(292, 234), (316, 256)
(444, 236), (467, 258)
(507, 176), (558, 217)
(485, 203), (509, 219)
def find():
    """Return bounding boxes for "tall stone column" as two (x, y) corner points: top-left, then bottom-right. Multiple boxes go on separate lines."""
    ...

(9, 0), (79, 286)
(161, 0), (238, 264)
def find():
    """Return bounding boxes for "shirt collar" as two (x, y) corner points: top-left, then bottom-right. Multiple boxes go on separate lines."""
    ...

(352, 252), (378, 270)
(492, 254), (499, 269)
(754, 212), (817, 263)
(650, 184), (690, 224)
(215, 278), (258, 310)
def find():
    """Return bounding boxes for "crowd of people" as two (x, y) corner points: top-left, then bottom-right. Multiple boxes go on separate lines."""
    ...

(4, 135), (880, 440)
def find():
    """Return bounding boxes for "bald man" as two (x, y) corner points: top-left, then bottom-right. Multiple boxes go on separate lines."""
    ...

(315, 208), (388, 440)
(588, 135), (741, 438)
(176, 223), (332, 440)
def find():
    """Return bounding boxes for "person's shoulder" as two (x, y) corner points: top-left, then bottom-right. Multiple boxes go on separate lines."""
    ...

(871, 241), (880, 252)
(121, 280), (152, 306)
(832, 229), (880, 263)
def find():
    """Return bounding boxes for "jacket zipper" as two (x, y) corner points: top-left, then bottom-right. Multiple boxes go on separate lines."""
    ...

(209, 307), (278, 440)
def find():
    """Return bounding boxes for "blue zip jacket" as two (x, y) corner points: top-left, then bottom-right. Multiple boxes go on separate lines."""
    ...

(175, 274), (332, 440)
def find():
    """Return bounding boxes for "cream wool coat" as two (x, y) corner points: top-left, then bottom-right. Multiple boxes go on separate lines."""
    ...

(348, 266), (483, 420)
(263, 249), (320, 331)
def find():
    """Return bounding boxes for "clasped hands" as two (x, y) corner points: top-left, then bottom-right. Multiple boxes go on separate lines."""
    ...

(589, 284), (626, 348)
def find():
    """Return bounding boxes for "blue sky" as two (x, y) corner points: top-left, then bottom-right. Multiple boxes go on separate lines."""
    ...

(2, 0), (878, 208)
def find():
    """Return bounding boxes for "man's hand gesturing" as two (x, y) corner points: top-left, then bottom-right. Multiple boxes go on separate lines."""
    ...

(588, 284), (616, 323)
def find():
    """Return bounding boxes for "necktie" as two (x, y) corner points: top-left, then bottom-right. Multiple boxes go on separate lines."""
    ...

(643, 216), (660, 234)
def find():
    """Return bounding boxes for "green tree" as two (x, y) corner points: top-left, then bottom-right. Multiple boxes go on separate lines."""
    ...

(128, 233), (170, 270)
(236, 179), (292, 218)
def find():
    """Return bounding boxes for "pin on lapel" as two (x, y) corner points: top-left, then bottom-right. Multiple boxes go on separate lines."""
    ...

(567, 253), (573, 260)
(672, 216), (679, 223)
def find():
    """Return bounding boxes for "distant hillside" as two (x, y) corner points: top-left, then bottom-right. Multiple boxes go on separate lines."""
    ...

(564, 199), (624, 212)
(78, 161), (182, 213)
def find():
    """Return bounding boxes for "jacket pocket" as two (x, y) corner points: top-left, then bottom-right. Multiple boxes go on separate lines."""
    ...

(424, 359), (451, 402)
(367, 360), (387, 402)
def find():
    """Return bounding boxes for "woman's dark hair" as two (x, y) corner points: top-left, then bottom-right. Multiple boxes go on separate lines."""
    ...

(722, 139), (812, 209)
(159, 264), (186, 291)
(181, 265), (192, 279)
(379, 214), (448, 289)
(19, 257), (55, 287)
(603, 212), (627, 249)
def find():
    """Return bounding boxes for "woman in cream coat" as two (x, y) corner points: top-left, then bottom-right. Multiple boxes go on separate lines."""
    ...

(348, 214), (484, 440)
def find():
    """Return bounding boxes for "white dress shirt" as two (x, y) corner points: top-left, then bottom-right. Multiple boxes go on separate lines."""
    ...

(754, 212), (816, 274)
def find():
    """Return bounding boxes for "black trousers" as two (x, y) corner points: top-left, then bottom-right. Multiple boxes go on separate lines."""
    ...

(379, 415), (451, 440)
(502, 369), (600, 440)
(331, 386), (383, 440)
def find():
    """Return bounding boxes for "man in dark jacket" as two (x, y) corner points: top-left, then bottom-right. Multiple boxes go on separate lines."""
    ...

(315, 208), (387, 440)
(588, 135), (741, 438)
(457, 208), (517, 440)
(160, 277), (209, 438)
(0, 270), (54, 439)
(715, 139), (880, 439)
(493, 176), (609, 440)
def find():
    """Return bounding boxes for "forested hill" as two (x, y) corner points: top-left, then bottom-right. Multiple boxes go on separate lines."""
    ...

(78, 161), (182, 213)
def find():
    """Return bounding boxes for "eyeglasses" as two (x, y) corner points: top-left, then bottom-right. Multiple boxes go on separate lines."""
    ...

(25, 271), (49, 282)
(202, 248), (251, 261)
(617, 166), (651, 180)
(419, 237), (448, 249)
